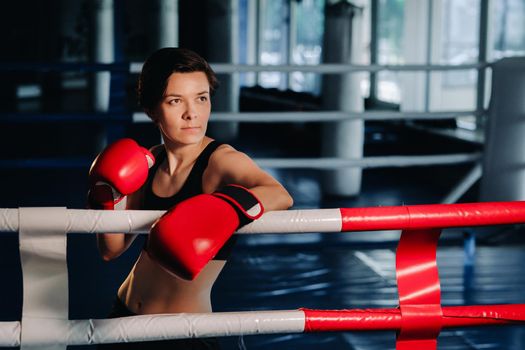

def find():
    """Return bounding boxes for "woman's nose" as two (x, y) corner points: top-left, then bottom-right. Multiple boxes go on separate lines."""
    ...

(182, 102), (197, 120)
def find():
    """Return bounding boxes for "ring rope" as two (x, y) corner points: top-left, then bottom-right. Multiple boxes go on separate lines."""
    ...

(136, 62), (491, 74)
(0, 60), (490, 74)
(2, 201), (525, 234)
(0, 153), (481, 171)
(1, 305), (524, 347)
(132, 110), (483, 123)
(0, 110), (484, 124)
(251, 153), (481, 169)
(1, 201), (525, 348)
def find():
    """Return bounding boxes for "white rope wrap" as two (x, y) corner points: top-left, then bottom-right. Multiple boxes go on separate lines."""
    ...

(0, 311), (306, 346)
(19, 208), (69, 350)
(82, 310), (305, 345)
(0, 209), (344, 234)
(238, 209), (342, 234)
(1, 209), (165, 234)
(65, 209), (165, 234)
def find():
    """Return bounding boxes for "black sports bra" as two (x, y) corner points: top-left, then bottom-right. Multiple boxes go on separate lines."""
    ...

(142, 141), (237, 260)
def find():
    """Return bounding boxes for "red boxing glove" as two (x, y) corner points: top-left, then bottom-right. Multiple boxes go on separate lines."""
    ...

(148, 185), (264, 280)
(88, 138), (154, 210)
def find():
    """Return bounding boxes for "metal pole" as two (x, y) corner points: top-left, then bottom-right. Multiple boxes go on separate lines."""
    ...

(321, 2), (365, 196)
(424, 0), (433, 112)
(92, 0), (114, 113)
(156, 0), (179, 48)
(92, 0), (114, 148)
(206, 0), (240, 141)
(288, 0), (297, 90)
(369, 0), (379, 101)
(476, 0), (489, 120)
(245, 0), (258, 86)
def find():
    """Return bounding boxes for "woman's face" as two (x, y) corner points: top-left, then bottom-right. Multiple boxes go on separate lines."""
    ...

(154, 72), (211, 146)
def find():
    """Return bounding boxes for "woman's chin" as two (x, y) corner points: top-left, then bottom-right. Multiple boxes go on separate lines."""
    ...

(171, 135), (205, 146)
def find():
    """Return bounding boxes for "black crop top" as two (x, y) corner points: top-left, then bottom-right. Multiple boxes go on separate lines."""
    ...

(142, 141), (237, 260)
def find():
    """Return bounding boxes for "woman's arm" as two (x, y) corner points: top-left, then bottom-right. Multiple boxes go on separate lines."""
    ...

(95, 144), (162, 261)
(95, 189), (142, 261)
(209, 146), (293, 212)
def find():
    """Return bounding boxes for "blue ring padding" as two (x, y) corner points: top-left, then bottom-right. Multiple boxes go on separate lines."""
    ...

(0, 113), (131, 123)
(0, 158), (91, 169)
(0, 62), (130, 72)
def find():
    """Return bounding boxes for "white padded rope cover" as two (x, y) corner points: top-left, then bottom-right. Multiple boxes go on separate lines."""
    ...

(68, 310), (305, 345)
(0, 311), (305, 346)
(0, 209), (343, 234)
(64, 209), (165, 234)
(238, 209), (342, 233)
(0, 209), (165, 234)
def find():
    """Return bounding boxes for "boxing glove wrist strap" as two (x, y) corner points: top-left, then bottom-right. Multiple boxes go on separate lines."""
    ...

(212, 184), (264, 227)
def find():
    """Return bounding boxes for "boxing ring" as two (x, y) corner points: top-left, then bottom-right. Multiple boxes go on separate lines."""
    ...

(1, 202), (525, 349)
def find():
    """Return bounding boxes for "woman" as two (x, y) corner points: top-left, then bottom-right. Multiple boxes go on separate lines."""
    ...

(91, 48), (293, 349)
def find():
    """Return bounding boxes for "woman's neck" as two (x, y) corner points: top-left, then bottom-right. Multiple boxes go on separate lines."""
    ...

(161, 137), (210, 176)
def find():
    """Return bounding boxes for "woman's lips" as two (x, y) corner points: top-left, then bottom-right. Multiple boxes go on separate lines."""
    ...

(181, 126), (201, 132)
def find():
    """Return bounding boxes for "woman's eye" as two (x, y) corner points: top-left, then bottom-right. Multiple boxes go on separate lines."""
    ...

(169, 99), (181, 105)
(199, 96), (208, 102)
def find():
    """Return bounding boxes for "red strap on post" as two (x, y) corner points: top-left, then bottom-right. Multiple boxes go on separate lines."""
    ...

(396, 229), (443, 350)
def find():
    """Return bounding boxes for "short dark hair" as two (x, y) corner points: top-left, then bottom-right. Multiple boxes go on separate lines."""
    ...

(137, 48), (219, 121)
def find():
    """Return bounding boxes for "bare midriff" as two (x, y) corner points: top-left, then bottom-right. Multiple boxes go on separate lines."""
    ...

(117, 250), (226, 314)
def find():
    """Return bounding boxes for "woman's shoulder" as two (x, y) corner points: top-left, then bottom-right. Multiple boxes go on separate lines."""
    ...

(213, 142), (235, 153)
(210, 142), (241, 160)
(209, 143), (255, 170)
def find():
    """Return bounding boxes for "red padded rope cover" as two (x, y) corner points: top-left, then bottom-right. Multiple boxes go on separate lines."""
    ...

(302, 304), (525, 332)
(340, 201), (525, 231)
